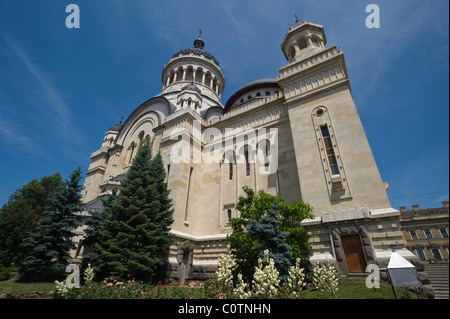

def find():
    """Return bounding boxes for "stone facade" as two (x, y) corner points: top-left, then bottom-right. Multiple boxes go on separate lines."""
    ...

(77, 20), (429, 288)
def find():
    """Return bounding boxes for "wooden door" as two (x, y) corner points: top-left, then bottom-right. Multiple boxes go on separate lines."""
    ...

(341, 235), (367, 273)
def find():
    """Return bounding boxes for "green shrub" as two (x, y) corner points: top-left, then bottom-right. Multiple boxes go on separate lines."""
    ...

(0, 265), (15, 281)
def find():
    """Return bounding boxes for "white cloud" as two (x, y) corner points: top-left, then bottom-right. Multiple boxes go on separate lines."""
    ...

(4, 36), (73, 128)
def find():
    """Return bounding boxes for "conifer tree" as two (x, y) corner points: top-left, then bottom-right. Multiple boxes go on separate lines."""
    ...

(81, 188), (118, 270)
(247, 202), (293, 283)
(95, 142), (173, 282)
(18, 168), (83, 281)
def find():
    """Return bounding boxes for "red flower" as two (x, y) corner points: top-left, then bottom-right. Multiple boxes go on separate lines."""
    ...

(158, 281), (163, 285)
(164, 286), (167, 290)
(92, 289), (97, 292)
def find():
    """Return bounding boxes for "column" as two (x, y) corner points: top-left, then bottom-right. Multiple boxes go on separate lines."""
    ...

(305, 34), (313, 47)
(182, 67), (187, 81)
(193, 67), (198, 82)
(201, 71), (206, 85)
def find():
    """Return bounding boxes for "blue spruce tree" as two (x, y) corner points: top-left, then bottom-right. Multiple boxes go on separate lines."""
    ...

(247, 202), (293, 283)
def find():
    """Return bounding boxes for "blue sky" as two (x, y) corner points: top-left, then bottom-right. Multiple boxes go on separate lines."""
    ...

(0, 0), (448, 211)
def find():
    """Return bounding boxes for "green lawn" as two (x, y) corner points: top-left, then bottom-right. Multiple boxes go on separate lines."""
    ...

(0, 276), (55, 295)
(301, 277), (419, 299)
(0, 276), (420, 299)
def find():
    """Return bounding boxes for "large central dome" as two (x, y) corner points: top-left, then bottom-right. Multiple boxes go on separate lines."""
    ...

(160, 32), (225, 107)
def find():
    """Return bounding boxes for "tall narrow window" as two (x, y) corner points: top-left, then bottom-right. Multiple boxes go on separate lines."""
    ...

(409, 230), (418, 240)
(244, 146), (250, 176)
(431, 248), (442, 260)
(167, 164), (171, 182)
(138, 131), (145, 150)
(321, 125), (339, 175)
(229, 163), (233, 180)
(184, 167), (194, 222)
(440, 228), (449, 238)
(424, 229), (433, 240)
(416, 248), (426, 261)
(129, 142), (136, 164)
(264, 140), (270, 170)
(227, 209), (232, 224)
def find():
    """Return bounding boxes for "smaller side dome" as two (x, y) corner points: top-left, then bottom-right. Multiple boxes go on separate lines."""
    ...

(108, 116), (123, 132)
(224, 79), (280, 113)
(181, 81), (202, 95)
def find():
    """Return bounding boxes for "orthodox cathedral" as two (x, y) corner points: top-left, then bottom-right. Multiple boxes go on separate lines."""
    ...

(76, 19), (426, 284)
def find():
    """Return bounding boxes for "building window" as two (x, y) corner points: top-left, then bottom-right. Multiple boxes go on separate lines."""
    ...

(244, 146), (250, 176)
(431, 248), (442, 260)
(247, 95), (252, 100)
(320, 125), (339, 175)
(415, 248), (426, 261)
(224, 151), (234, 181)
(424, 229), (433, 240)
(409, 230), (418, 240)
(256, 92), (261, 97)
(227, 209), (232, 225)
(265, 91), (270, 96)
(311, 38), (320, 47)
(298, 39), (307, 50)
(129, 142), (136, 164)
(184, 167), (194, 222)
(138, 131), (145, 150)
(439, 228), (449, 238)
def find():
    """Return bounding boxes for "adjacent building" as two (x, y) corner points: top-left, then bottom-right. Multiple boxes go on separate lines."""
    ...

(400, 202), (449, 263)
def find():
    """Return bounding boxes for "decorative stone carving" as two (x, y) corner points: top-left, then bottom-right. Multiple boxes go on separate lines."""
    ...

(330, 224), (376, 274)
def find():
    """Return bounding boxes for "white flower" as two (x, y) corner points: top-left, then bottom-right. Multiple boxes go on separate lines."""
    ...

(83, 263), (95, 284)
(216, 245), (237, 287)
(311, 259), (339, 298)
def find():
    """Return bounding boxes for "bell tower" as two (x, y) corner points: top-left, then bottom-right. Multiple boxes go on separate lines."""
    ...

(277, 19), (391, 214)
(281, 19), (327, 63)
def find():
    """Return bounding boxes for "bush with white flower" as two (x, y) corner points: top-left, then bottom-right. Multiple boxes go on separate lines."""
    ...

(287, 257), (307, 296)
(216, 245), (236, 287)
(252, 249), (280, 298)
(311, 259), (339, 298)
(83, 263), (95, 284)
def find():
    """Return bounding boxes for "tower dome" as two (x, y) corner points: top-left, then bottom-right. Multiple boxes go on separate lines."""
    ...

(281, 19), (327, 63)
(160, 31), (225, 106)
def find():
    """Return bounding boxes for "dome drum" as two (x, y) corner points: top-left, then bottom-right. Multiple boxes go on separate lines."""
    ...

(160, 35), (225, 103)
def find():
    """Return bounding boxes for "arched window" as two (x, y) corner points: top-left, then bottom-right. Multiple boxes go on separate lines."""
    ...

(129, 142), (136, 164)
(265, 91), (270, 96)
(256, 92), (261, 97)
(138, 131), (145, 150)
(320, 125), (339, 175)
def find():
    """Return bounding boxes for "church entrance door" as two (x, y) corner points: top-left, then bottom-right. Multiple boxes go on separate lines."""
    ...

(341, 235), (367, 273)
